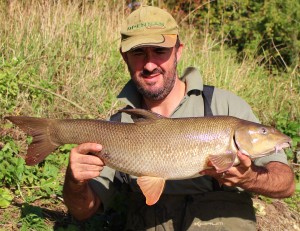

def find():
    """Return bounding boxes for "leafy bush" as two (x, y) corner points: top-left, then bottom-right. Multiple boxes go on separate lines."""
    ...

(275, 113), (300, 157)
(0, 133), (70, 204)
(274, 113), (300, 193)
(165, 0), (300, 70)
(0, 188), (14, 209)
(19, 203), (51, 231)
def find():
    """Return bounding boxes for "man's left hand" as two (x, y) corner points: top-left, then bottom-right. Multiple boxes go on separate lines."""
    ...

(200, 151), (255, 187)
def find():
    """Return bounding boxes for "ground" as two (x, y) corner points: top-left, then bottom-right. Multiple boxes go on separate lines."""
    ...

(254, 197), (300, 231)
(1, 195), (299, 230)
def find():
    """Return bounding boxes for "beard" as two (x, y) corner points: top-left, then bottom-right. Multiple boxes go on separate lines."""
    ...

(128, 59), (178, 101)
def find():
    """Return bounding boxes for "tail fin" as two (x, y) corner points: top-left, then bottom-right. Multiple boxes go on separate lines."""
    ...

(5, 116), (59, 166)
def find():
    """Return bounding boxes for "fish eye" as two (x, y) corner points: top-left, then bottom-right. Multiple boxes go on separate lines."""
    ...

(260, 127), (268, 135)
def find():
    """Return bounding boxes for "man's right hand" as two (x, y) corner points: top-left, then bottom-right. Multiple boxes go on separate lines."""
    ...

(68, 143), (105, 184)
(63, 143), (103, 220)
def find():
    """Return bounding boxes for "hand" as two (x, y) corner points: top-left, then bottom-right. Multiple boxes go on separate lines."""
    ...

(67, 143), (105, 184)
(200, 151), (254, 187)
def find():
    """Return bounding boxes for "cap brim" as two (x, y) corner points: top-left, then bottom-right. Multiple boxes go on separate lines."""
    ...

(121, 34), (177, 52)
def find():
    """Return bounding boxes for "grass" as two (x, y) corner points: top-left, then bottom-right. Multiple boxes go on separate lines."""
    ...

(179, 29), (299, 124)
(1, 0), (128, 119)
(0, 0), (299, 230)
(1, 0), (299, 122)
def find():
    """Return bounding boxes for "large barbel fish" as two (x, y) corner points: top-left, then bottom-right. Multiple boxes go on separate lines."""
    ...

(5, 109), (291, 205)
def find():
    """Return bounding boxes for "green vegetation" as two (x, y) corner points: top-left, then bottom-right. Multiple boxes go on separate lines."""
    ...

(0, 0), (299, 230)
(166, 0), (300, 70)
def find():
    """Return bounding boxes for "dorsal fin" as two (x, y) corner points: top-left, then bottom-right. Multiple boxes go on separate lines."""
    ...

(118, 109), (165, 122)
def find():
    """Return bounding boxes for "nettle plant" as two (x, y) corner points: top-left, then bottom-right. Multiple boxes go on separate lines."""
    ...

(0, 131), (71, 207)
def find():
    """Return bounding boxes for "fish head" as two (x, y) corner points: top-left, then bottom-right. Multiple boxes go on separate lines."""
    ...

(234, 122), (292, 158)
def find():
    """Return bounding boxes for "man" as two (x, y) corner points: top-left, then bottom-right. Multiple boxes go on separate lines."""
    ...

(63, 5), (295, 230)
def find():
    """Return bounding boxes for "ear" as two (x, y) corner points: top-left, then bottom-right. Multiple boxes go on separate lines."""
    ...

(120, 48), (128, 63)
(175, 43), (184, 62)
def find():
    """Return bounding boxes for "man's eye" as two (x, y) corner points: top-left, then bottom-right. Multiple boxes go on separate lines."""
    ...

(132, 51), (143, 55)
(155, 48), (168, 54)
(130, 49), (144, 56)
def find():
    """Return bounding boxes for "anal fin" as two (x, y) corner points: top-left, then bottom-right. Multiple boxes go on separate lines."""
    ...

(137, 176), (165, 206)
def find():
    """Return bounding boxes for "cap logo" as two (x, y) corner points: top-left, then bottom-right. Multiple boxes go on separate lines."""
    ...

(127, 22), (165, 31)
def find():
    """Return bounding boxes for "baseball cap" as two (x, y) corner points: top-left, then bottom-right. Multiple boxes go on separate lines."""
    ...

(120, 5), (179, 52)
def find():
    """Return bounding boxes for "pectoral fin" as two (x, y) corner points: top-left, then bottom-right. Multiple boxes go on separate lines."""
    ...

(209, 152), (237, 173)
(137, 176), (165, 206)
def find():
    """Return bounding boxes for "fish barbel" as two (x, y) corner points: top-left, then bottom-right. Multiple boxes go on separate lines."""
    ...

(5, 109), (291, 205)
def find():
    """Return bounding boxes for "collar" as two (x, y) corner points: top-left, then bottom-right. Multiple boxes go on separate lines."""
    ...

(117, 67), (204, 108)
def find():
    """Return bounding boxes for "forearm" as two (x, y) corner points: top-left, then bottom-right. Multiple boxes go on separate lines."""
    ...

(239, 162), (295, 198)
(63, 168), (101, 220)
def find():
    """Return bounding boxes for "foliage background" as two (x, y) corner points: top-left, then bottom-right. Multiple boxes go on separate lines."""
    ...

(0, 0), (299, 230)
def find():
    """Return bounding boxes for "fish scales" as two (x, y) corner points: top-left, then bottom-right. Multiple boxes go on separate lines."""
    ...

(48, 116), (240, 179)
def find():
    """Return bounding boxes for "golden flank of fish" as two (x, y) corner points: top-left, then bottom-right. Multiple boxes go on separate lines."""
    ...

(5, 109), (291, 205)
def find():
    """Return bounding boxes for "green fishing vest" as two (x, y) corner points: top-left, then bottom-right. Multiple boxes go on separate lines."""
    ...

(104, 85), (257, 231)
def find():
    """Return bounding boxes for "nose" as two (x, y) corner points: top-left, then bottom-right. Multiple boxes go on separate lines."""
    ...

(143, 50), (158, 72)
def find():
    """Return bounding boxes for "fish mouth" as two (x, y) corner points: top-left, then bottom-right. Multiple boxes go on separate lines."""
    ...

(236, 136), (292, 159)
(275, 141), (292, 153)
(249, 140), (292, 158)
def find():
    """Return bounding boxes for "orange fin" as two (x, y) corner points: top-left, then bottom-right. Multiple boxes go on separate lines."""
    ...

(5, 116), (59, 165)
(137, 176), (165, 206)
(209, 152), (237, 173)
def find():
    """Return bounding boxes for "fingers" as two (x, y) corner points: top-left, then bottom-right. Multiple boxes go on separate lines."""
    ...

(76, 143), (103, 155)
(237, 151), (252, 168)
(71, 143), (103, 164)
(68, 143), (105, 183)
(200, 168), (230, 183)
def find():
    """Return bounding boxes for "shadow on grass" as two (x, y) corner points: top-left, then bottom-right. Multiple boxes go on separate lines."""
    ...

(13, 201), (122, 231)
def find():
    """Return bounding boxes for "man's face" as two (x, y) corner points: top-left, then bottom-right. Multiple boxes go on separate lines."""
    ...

(122, 45), (182, 101)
